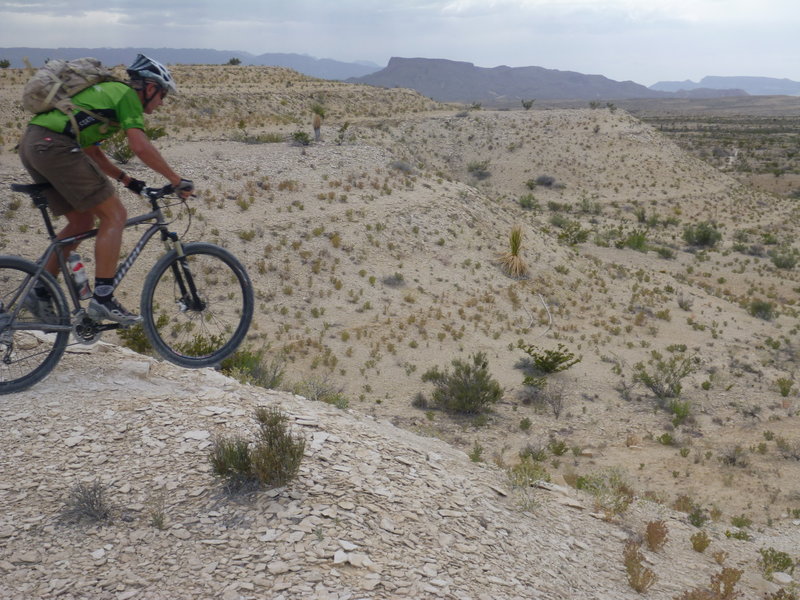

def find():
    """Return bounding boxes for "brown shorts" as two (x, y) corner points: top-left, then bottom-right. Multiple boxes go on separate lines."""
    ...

(18, 125), (115, 216)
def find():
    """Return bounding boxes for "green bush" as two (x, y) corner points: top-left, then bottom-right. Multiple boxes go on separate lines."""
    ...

(518, 342), (581, 376)
(222, 347), (285, 389)
(748, 299), (775, 320)
(467, 160), (491, 180)
(421, 352), (503, 415)
(633, 350), (697, 401)
(518, 193), (538, 211)
(292, 131), (311, 146)
(209, 407), (305, 493)
(615, 229), (648, 251)
(759, 547), (795, 580)
(105, 125), (166, 164)
(577, 468), (634, 518)
(769, 247), (798, 269)
(683, 221), (722, 247)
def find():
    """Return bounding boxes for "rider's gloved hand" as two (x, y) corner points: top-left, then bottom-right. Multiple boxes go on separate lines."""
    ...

(126, 178), (146, 195)
(176, 178), (195, 197)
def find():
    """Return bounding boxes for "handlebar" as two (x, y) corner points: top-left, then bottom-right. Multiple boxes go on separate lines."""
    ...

(144, 184), (175, 201)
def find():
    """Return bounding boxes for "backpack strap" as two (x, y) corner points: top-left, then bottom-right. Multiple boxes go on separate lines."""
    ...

(54, 99), (120, 143)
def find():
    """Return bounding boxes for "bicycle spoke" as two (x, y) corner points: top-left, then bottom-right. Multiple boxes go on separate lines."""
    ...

(0, 257), (69, 394)
(142, 242), (253, 368)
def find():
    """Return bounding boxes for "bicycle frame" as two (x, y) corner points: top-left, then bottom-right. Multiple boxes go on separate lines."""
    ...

(10, 184), (185, 333)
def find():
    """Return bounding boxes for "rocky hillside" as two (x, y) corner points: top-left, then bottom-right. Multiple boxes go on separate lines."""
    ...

(1, 341), (797, 599)
(1, 65), (800, 598)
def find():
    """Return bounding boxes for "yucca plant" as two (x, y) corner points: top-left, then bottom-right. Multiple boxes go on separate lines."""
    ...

(498, 225), (528, 278)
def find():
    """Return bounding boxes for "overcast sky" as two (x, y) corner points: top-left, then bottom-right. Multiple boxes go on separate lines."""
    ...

(1, 0), (797, 86)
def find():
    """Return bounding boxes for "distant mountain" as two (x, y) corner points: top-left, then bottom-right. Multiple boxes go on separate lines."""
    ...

(0, 47), (382, 81)
(651, 76), (800, 96)
(348, 57), (749, 104)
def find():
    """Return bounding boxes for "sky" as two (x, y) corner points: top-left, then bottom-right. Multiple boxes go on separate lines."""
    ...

(0, 0), (798, 86)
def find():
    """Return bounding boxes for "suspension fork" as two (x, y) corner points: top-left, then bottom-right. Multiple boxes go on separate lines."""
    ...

(163, 233), (205, 311)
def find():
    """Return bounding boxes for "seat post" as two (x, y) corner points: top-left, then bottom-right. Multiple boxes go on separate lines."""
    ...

(32, 192), (58, 239)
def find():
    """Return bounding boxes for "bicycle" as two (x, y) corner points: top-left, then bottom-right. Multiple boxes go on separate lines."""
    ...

(0, 182), (254, 394)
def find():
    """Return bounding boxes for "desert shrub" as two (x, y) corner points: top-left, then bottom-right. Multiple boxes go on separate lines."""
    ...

(765, 590), (798, 600)
(776, 377), (794, 397)
(466, 160), (491, 180)
(521, 99), (535, 110)
(724, 529), (751, 541)
(518, 342), (581, 376)
(521, 381), (567, 419)
(575, 468), (634, 518)
(748, 299), (775, 320)
(776, 436), (800, 460)
(769, 247), (798, 270)
(105, 125), (166, 163)
(468, 442), (484, 462)
(645, 520), (669, 551)
(557, 220), (590, 245)
(759, 547), (795, 580)
(677, 294), (694, 311)
(292, 376), (348, 409)
(509, 456), (551, 486)
(291, 131), (311, 146)
(683, 221), (722, 248)
(668, 398), (692, 425)
(335, 121), (350, 145)
(209, 407), (305, 493)
(655, 245), (676, 259)
(232, 131), (284, 144)
(518, 193), (538, 210)
(674, 567), (742, 600)
(382, 272), (405, 287)
(729, 514), (751, 529)
(633, 350), (697, 401)
(222, 347), (285, 389)
(691, 530), (711, 553)
(535, 175), (556, 187)
(508, 456), (550, 511)
(616, 229), (649, 252)
(117, 322), (154, 354)
(623, 541), (656, 593)
(421, 352), (503, 415)
(61, 480), (112, 523)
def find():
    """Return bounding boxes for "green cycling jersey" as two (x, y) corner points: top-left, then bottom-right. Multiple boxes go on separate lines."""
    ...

(29, 81), (145, 147)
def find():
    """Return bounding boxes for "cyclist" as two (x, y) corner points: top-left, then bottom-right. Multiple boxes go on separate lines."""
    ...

(18, 54), (194, 325)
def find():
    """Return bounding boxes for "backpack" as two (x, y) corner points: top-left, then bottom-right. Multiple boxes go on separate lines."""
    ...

(22, 57), (121, 140)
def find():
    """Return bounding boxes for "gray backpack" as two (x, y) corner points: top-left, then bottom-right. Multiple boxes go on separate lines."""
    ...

(22, 57), (121, 139)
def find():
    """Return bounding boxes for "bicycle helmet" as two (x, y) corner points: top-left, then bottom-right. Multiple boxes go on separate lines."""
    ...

(126, 54), (177, 95)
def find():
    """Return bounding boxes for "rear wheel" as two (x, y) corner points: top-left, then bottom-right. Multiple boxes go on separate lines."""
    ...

(141, 242), (253, 368)
(0, 256), (69, 394)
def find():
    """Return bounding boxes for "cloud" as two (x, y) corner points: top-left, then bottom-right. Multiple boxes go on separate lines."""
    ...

(0, 0), (797, 84)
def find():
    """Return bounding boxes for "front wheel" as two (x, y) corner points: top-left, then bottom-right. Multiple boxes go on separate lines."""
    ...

(0, 256), (70, 394)
(141, 242), (254, 368)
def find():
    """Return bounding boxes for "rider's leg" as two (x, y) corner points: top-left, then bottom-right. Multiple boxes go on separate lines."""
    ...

(85, 195), (141, 325)
(86, 195), (127, 280)
(42, 211), (95, 277)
